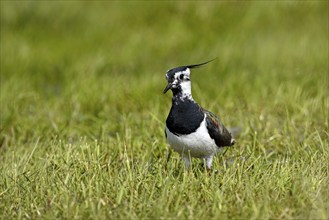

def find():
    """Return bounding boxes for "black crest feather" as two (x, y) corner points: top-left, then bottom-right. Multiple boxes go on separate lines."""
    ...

(186, 58), (217, 69)
(167, 58), (217, 75)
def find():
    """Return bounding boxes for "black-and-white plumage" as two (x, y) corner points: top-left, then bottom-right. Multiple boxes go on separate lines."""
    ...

(163, 59), (235, 169)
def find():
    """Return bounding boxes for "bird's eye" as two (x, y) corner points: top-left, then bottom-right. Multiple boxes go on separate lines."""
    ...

(179, 74), (184, 80)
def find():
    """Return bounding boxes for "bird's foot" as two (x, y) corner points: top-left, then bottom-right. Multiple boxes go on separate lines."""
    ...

(206, 168), (219, 175)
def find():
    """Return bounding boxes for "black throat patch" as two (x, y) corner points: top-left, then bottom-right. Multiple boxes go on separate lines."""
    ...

(166, 97), (204, 135)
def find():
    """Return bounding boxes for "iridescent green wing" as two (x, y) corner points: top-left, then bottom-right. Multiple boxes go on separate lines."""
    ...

(204, 109), (234, 147)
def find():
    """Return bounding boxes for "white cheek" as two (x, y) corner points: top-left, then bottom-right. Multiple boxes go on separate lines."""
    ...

(180, 81), (191, 92)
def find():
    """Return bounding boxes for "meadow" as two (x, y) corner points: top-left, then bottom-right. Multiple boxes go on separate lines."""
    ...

(0, 2), (328, 219)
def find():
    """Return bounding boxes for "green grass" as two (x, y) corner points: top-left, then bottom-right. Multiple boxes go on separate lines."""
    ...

(1, 1), (328, 219)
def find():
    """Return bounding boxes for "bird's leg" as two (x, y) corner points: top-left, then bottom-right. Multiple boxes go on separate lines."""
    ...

(182, 155), (191, 169)
(205, 155), (219, 174)
(205, 155), (214, 170)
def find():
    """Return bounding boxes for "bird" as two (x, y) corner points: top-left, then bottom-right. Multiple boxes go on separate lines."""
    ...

(163, 59), (235, 170)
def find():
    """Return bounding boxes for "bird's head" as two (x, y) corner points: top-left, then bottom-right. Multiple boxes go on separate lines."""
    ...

(163, 59), (216, 97)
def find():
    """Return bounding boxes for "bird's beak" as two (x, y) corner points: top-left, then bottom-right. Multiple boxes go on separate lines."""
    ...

(163, 83), (172, 94)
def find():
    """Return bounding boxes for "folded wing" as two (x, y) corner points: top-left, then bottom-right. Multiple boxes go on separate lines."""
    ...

(205, 110), (235, 147)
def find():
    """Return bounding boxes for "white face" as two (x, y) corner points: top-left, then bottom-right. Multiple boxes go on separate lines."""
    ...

(173, 69), (192, 96)
(164, 68), (193, 97)
(173, 68), (190, 81)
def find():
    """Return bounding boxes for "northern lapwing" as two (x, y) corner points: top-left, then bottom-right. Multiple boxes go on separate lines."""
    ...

(163, 59), (235, 169)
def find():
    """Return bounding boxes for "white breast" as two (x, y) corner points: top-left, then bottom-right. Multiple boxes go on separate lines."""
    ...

(165, 115), (219, 158)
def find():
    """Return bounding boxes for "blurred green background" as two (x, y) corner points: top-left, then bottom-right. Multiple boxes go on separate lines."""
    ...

(1, 1), (327, 139)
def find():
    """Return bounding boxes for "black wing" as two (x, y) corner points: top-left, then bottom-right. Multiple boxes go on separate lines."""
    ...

(204, 110), (235, 147)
